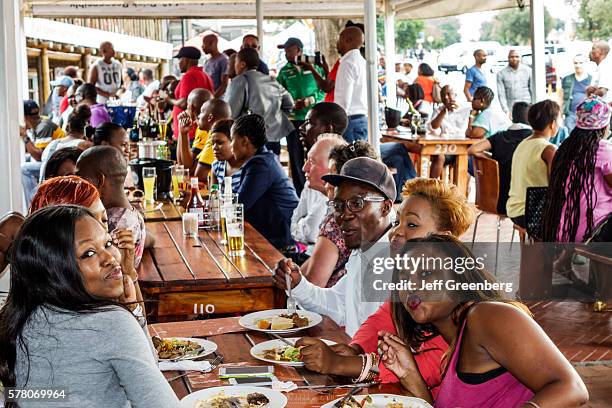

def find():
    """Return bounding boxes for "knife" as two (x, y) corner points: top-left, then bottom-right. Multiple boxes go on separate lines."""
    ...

(334, 386), (365, 407)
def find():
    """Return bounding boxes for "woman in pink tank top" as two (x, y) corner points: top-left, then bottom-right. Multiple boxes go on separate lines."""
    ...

(378, 235), (588, 407)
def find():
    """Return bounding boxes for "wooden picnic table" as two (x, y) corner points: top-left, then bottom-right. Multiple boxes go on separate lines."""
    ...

(381, 131), (477, 197)
(148, 316), (405, 407)
(139, 220), (285, 322)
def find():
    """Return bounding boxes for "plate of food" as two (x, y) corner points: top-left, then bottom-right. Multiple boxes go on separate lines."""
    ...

(152, 336), (217, 361)
(239, 309), (322, 334)
(250, 338), (337, 367)
(321, 394), (432, 408)
(180, 385), (287, 408)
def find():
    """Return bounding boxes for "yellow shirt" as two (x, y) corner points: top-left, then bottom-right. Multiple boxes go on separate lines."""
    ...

(506, 138), (551, 218)
(192, 128), (208, 151)
(197, 136), (215, 166)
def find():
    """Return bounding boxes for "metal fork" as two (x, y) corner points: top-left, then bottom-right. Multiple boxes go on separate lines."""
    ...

(286, 273), (297, 314)
(166, 354), (223, 382)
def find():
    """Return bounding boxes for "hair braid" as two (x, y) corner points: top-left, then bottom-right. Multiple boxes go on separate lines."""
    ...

(542, 128), (603, 242)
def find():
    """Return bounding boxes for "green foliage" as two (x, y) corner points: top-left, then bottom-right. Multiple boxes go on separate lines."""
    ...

(479, 7), (555, 45)
(576, 0), (612, 40)
(377, 16), (426, 52)
(430, 19), (461, 49)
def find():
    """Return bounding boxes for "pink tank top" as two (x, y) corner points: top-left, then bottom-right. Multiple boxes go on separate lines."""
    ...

(434, 320), (534, 408)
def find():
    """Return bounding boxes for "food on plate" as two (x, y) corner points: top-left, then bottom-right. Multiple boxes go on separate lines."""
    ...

(152, 336), (201, 360)
(257, 319), (271, 330)
(260, 345), (303, 362)
(334, 395), (410, 408)
(255, 313), (310, 330)
(270, 316), (294, 331)
(194, 391), (270, 408)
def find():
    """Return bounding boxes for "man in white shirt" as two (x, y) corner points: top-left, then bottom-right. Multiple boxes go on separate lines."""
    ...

(274, 157), (396, 336)
(588, 41), (611, 104)
(87, 41), (122, 104)
(137, 69), (160, 108)
(334, 27), (368, 143)
(291, 134), (345, 254)
(427, 85), (471, 178)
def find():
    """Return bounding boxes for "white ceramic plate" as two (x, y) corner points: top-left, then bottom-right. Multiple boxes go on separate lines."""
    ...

(321, 393), (432, 408)
(156, 337), (217, 361)
(239, 309), (322, 334)
(180, 385), (287, 408)
(250, 338), (337, 367)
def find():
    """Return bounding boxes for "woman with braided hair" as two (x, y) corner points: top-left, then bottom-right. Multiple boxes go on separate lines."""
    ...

(541, 96), (612, 243)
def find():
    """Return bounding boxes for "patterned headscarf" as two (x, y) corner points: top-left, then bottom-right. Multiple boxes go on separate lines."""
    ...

(576, 96), (611, 130)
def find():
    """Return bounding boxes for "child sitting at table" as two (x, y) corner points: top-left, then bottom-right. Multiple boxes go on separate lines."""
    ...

(506, 100), (559, 228)
(76, 146), (153, 268)
(209, 119), (244, 193)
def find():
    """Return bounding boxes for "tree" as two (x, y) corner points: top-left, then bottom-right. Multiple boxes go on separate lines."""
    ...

(429, 19), (461, 49)
(576, 0), (612, 40)
(479, 7), (556, 44)
(377, 17), (425, 52)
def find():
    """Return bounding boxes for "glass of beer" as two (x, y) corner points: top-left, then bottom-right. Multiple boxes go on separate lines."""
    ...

(142, 167), (156, 204)
(171, 165), (183, 202)
(227, 203), (245, 257)
(179, 169), (190, 194)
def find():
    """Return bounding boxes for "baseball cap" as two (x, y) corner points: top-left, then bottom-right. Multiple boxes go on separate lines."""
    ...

(23, 100), (40, 116)
(575, 96), (611, 130)
(173, 46), (201, 60)
(50, 76), (75, 88)
(322, 157), (397, 202)
(277, 37), (304, 50)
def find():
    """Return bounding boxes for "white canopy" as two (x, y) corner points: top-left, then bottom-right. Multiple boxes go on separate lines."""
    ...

(23, 0), (525, 20)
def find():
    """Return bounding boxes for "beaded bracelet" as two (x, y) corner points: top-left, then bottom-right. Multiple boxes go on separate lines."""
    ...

(352, 354), (367, 383)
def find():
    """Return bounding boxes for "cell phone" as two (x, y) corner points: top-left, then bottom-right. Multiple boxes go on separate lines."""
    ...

(218, 366), (275, 378)
(314, 51), (321, 65)
(158, 90), (168, 99)
(295, 55), (302, 64)
(228, 375), (278, 386)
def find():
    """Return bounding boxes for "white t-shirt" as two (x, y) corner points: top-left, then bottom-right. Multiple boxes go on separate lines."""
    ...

(137, 80), (160, 107)
(94, 58), (122, 104)
(428, 105), (471, 136)
(593, 55), (611, 103)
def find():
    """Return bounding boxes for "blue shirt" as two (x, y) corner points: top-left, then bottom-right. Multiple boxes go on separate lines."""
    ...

(466, 65), (487, 96)
(472, 108), (511, 138)
(212, 160), (242, 194)
(236, 146), (299, 248)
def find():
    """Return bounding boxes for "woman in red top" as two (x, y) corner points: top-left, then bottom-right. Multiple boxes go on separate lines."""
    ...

(414, 63), (438, 117)
(295, 178), (474, 397)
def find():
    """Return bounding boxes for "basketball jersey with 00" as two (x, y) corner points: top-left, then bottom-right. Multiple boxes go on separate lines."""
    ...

(94, 59), (122, 103)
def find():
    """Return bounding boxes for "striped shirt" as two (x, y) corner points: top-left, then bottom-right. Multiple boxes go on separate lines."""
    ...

(212, 160), (242, 193)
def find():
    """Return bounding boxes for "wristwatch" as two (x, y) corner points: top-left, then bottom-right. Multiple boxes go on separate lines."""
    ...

(23, 136), (31, 145)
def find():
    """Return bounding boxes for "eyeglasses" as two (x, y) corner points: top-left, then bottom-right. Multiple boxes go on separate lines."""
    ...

(328, 195), (385, 213)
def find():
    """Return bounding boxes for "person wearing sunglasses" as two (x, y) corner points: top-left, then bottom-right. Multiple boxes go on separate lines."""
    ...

(561, 54), (592, 132)
(274, 156), (396, 337)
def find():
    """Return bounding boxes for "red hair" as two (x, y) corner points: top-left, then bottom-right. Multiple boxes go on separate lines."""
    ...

(29, 175), (100, 214)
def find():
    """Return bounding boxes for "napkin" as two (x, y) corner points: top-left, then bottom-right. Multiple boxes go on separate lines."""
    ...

(271, 380), (297, 393)
(159, 360), (212, 372)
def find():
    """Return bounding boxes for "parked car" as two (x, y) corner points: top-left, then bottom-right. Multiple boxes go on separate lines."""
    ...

(437, 41), (503, 73)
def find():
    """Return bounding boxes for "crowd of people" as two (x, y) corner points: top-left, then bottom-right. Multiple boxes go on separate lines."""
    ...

(0, 25), (610, 408)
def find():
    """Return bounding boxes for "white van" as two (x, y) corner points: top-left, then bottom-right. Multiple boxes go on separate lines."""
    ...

(438, 41), (503, 73)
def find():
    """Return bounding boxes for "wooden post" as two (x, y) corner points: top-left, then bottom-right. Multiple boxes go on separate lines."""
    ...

(40, 46), (50, 105)
(81, 51), (90, 80)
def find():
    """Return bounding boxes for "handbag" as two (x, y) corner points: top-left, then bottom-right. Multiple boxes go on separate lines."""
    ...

(432, 81), (443, 104)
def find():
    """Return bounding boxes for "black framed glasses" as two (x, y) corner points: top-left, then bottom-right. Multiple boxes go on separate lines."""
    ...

(328, 195), (385, 214)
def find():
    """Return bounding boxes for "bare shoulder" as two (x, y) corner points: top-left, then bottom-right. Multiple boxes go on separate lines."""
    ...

(466, 301), (533, 335)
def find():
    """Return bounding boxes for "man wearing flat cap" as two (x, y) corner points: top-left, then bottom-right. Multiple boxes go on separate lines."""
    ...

(166, 46), (214, 139)
(274, 156), (396, 337)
